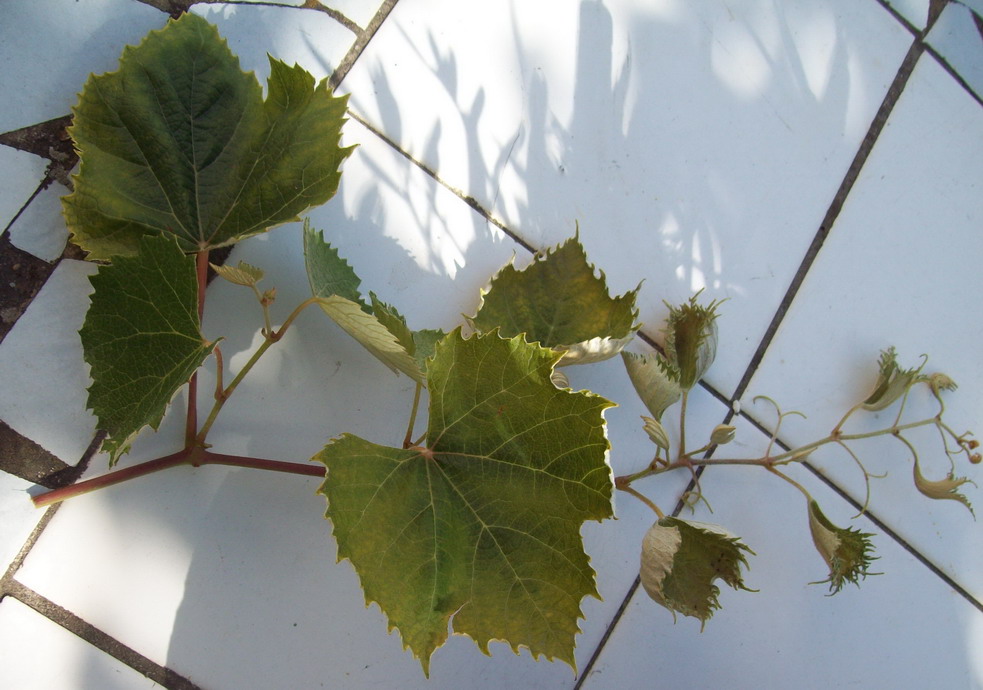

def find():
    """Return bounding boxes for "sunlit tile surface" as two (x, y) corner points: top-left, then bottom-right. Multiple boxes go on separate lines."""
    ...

(1, 1), (979, 688)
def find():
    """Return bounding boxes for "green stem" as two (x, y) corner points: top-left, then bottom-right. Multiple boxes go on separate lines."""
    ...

(403, 382), (424, 449)
(678, 390), (689, 457)
(617, 415), (942, 487)
(195, 297), (323, 446)
(617, 483), (665, 518)
(250, 283), (273, 336)
(765, 465), (813, 501)
(832, 402), (862, 435)
(196, 337), (275, 444)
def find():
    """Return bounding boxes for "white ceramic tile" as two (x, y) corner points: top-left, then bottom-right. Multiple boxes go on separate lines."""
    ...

(743, 54), (983, 600)
(0, 597), (160, 690)
(0, 260), (98, 464)
(882, 0), (930, 29)
(208, 0), (382, 30)
(0, 148), (46, 232)
(339, 0), (913, 397)
(5, 183), (70, 263)
(580, 455), (983, 688)
(927, 1), (983, 100)
(0, 0), (165, 132)
(16, 112), (711, 688)
(191, 3), (354, 83)
(0, 472), (43, 573)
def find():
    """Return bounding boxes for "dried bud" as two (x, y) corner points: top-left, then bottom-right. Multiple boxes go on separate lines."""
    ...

(929, 372), (958, 394)
(261, 287), (277, 306)
(709, 424), (736, 446)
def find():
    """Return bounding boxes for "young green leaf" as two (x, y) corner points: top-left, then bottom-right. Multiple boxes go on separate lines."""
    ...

(63, 12), (353, 260)
(80, 234), (216, 464)
(303, 223), (442, 383)
(314, 329), (615, 675)
(806, 500), (878, 593)
(861, 347), (922, 411)
(662, 293), (723, 390)
(912, 458), (975, 516)
(639, 518), (754, 628)
(621, 350), (681, 421)
(470, 235), (640, 365)
(303, 220), (368, 310)
(211, 261), (264, 288)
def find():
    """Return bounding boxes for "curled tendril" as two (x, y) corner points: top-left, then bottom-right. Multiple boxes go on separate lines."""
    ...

(752, 395), (806, 459)
(835, 440), (886, 518)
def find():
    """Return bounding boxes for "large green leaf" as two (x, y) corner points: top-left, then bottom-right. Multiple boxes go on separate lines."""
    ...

(63, 12), (353, 260)
(80, 234), (216, 464)
(470, 235), (640, 365)
(314, 329), (615, 674)
(304, 222), (441, 384)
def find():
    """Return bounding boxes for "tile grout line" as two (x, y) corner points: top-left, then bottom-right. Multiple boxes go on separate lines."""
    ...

(727, 37), (924, 406)
(735, 408), (983, 613)
(0, 1), (974, 685)
(873, 0), (983, 108)
(344, 110), (538, 254)
(577, 32), (932, 685)
(0, 2), (402, 686)
(2, 580), (201, 690)
(329, 0), (401, 91)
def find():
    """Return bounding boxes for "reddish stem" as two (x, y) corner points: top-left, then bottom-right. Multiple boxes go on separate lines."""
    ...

(31, 449), (326, 508)
(32, 450), (192, 508)
(202, 451), (325, 477)
(185, 250), (210, 447)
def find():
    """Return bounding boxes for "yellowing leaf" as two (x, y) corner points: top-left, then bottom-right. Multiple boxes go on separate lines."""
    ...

(314, 329), (615, 674)
(63, 13), (353, 260)
(80, 234), (216, 464)
(470, 235), (639, 365)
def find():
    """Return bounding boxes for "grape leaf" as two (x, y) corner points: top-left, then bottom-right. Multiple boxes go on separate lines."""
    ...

(303, 223), (442, 383)
(313, 329), (615, 674)
(806, 500), (878, 593)
(470, 235), (639, 365)
(80, 234), (216, 464)
(639, 517), (754, 628)
(63, 12), (353, 260)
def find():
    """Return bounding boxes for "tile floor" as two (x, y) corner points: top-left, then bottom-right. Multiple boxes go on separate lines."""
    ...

(1, 0), (981, 688)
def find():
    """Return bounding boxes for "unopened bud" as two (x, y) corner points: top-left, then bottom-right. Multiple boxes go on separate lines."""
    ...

(710, 424), (736, 445)
(550, 369), (570, 389)
(642, 416), (671, 451)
